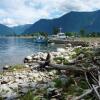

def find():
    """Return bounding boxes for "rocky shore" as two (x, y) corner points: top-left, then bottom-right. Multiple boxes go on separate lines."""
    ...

(0, 64), (58, 100)
(0, 44), (100, 100)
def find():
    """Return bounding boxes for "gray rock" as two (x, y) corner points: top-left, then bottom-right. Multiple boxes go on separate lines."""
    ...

(3, 65), (10, 70)
(59, 74), (68, 86)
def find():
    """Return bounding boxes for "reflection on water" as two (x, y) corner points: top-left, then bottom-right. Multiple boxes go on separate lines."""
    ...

(0, 37), (57, 67)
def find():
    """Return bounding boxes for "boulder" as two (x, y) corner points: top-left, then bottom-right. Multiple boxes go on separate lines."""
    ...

(59, 74), (68, 86)
(24, 64), (29, 68)
(57, 48), (66, 53)
(24, 56), (32, 63)
(47, 88), (62, 99)
(3, 65), (10, 70)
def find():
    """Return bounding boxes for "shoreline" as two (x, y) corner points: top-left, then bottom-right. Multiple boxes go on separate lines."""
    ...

(0, 36), (33, 39)
(0, 46), (100, 99)
(0, 36), (100, 43)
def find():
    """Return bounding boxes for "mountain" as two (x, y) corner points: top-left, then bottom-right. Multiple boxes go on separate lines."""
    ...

(0, 24), (14, 36)
(1, 10), (100, 36)
(12, 24), (32, 35)
(24, 10), (100, 34)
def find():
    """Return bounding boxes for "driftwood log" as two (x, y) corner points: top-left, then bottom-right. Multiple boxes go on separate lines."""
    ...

(26, 51), (100, 99)
(75, 86), (100, 100)
(31, 60), (99, 73)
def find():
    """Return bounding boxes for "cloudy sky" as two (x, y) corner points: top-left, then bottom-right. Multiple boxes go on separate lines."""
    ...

(0, 0), (100, 26)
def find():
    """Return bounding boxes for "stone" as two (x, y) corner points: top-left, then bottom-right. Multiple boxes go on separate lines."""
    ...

(2, 92), (17, 100)
(19, 88), (29, 94)
(18, 82), (29, 89)
(26, 56), (32, 60)
(57, 48), (66, 53)
(29, 82), (37, 89)
(24, 56), (32, 63)
(36, 84), (48, 89)
(8, 83), (18, 90)
(25, 64), (29, 68)
(1, 81), (8, 84)
(59, 74), (68, 86)
(47, 88), (62, 99)
(67, 43), (72, 47)
(47, 82), (55, 87)
(3, 65), (10, 70)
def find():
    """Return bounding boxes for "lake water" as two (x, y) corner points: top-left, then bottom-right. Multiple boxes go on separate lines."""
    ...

(0, 37), (58, 68)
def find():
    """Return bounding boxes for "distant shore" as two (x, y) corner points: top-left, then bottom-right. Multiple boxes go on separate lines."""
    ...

(0, 36), (100, 44)
(0, 36), (33, 38)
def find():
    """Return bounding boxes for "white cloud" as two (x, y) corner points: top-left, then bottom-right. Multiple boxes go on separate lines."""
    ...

(1, 18), (15, 26)
(0, 0), (100, 26)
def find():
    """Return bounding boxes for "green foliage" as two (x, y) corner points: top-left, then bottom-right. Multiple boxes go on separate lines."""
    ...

(53, 57), (65, 61)
(20, 89), (46, 100)
(89, 32), (100, 37)
(33, 96), (41, 100)
(79, 29), (100, 37)
(53, 57), (65, 64)
(74, 47), (91, 55)
(69, 54), (77, 59)
(53, 57), (69, 65)
(53, 77), (74, 89)
(0, 97), (3, 100)
(33, 32), (48, 37)
(39, 32), (48, 38)
(63, 31), (100, 37)
(67, 85), (84, 96)
(78, 80), (88, 89)
(20, 91), (34, 100)
(63, 59), (69, 65)
(65, 32), (76, 36)
(52, 27), (60, 35)
(80, 29), (86, 37)
(8, 64), (24, 71)
(74, 47), (82, 55)
(53, 78), (62, 88)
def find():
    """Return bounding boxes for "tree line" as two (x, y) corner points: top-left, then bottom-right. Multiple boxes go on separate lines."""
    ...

(2, 28), (100, 37)
(53, 27), (100, 37)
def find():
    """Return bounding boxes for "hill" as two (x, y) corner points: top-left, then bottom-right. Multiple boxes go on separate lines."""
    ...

(12, 24), (32, 35)
(0, 24), (14, 36)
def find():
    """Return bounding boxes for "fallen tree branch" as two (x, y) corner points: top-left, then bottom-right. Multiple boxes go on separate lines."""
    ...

(75, 86), (100, 100)
(31, 60), (86, 72)
(92, 84), (100, 100)
(31, 60), (100, 73)
(84, 72), (92, 88)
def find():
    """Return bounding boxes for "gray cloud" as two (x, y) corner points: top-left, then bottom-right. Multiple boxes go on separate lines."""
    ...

(0, 0), (100, 26)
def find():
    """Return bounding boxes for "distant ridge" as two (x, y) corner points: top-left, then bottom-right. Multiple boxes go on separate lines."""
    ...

(1, 10), (100, 36)
(12, 24), (32, 35)
(0, 24), (14, 36)
(23, 10), (100, 34)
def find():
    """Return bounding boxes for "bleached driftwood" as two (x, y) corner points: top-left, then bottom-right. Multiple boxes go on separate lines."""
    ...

(75, 86), (100, 100)
(26, 50), (100, 100)
(92, 84), (100, 100)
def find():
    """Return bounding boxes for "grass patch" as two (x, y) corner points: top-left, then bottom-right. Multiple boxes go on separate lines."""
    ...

(77, 37), (100, 43)
(8, 64), (25, 71)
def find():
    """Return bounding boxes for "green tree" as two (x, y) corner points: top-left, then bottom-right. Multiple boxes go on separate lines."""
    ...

(53, 27), (60, 35)
(80, 29), (85, 37)
(39, 32), (48, 38)
(65, 32), (76, 37)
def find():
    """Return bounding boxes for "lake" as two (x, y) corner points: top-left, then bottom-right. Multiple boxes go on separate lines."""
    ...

(0, 37), (58, 68)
